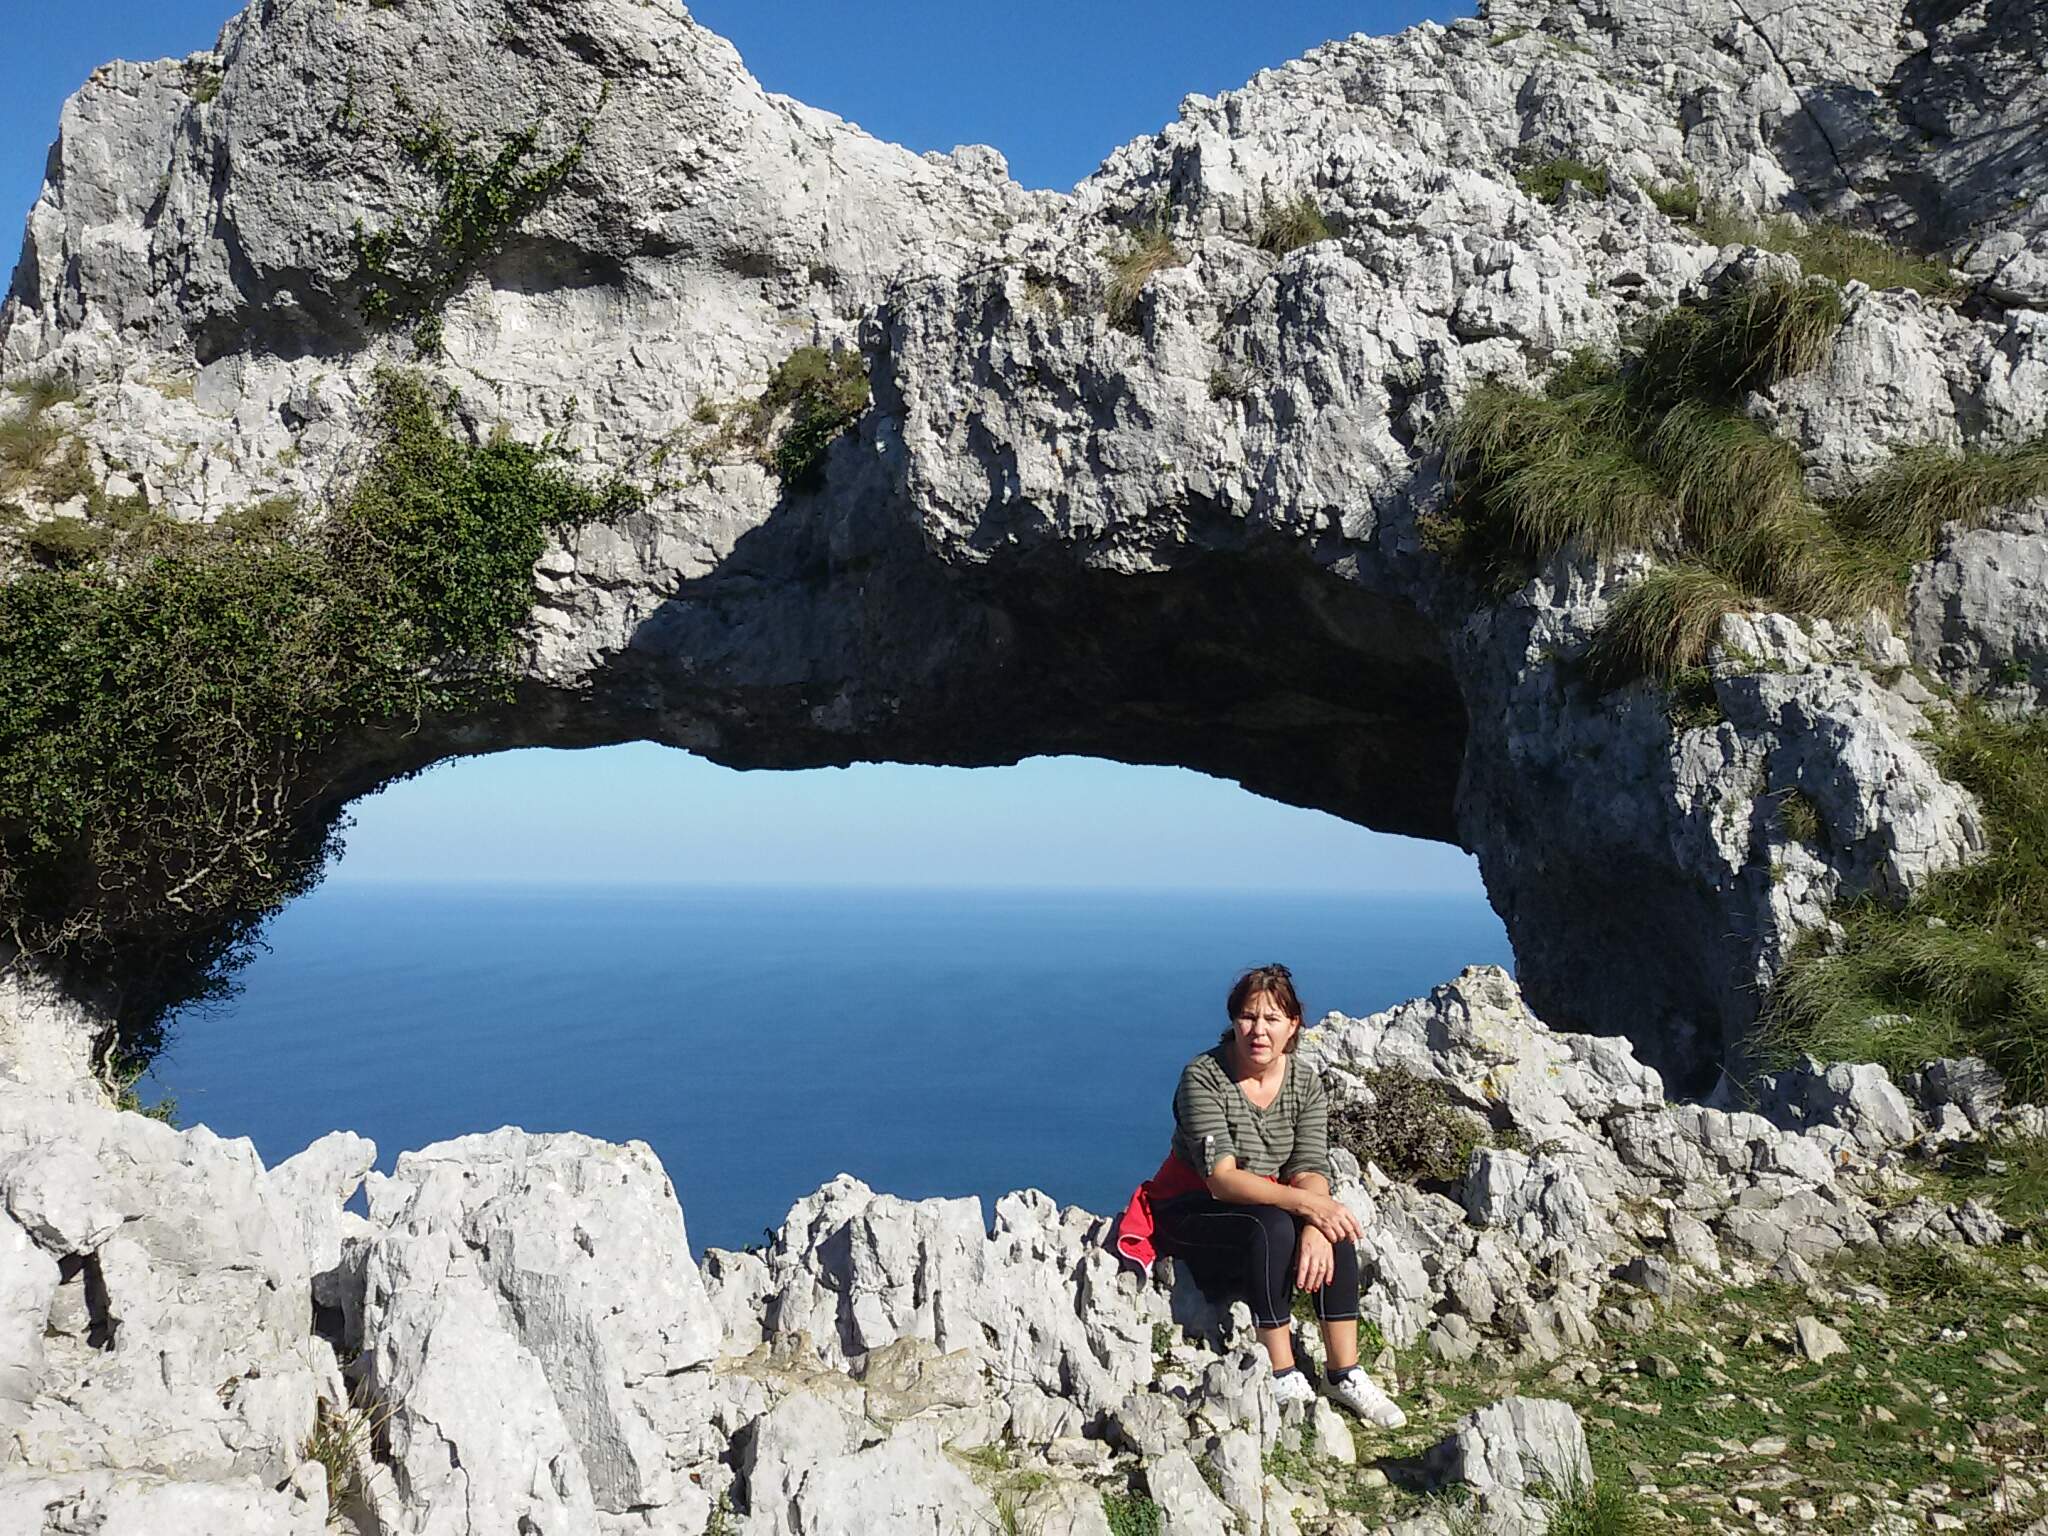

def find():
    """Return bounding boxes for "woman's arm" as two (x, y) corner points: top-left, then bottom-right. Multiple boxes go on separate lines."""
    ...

(1204, 1155), (1309, 1211)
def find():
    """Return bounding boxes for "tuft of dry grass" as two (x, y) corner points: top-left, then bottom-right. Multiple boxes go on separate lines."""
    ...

(1833, 436), (2048, 563)
(1583, 562), (1751, 685)
(1253, 194), (1333, 256)
(1104, 225), (1184, 333)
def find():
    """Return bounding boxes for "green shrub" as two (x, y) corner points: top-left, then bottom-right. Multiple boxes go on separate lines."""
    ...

(1105, 225), (1184, 333)
(353, 94), (605, 347)
(1254, 194), (1333, 256)
(216, 495), (304, 542)
(0, 369), (640, 1071)
(1517, 156), (1610, 204)
(1330, 1067), (1487, 1185)
(742, 347), (870, 490)
(1100, 1490), (1162, 1536)
(1762, 704), (2048, 1098)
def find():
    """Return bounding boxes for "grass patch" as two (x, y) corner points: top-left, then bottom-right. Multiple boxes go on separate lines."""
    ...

(1776, 788), (1825, 847)
(1254, 193), (1333, 256)
(1433, 273), (1961, 684)
(0, 378), (83, 503)
(1330, 1067), (1488, 1186)
(1831, 436), (2048, 565)
(1518, 156), (1610, 204)
(1762, 704), (2048, 1099)
(1649, 176), (1702, 222)
(1545, 1477), (1658, 1536)
(1326, 1245), (2048, 1533)
(1686, 205), (1960, 298)
(0, 369), (640, 1076)
(1104, 223), (1184, 333)
(302, 1387), (397, 1518)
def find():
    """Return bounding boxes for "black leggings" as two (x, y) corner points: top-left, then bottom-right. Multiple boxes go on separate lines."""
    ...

(1151, 1192), (1360, 1329)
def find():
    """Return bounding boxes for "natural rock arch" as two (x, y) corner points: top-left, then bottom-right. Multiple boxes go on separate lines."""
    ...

(4, 0), (2044, 1095)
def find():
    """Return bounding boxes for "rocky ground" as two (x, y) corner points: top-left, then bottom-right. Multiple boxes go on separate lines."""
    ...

(4, 966), (2044, 1535)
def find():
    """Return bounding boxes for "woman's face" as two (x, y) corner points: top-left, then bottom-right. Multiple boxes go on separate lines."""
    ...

(1231, 989), (1299, 1069)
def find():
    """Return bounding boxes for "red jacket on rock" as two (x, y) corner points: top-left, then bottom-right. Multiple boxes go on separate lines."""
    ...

(1112, 1149), (1280, 1278)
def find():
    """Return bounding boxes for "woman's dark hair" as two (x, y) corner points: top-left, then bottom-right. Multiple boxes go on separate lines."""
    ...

(1222, 963), (1305, 1053)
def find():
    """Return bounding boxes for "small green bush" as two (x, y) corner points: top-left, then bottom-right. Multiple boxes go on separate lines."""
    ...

(743, 347), (870, 490)
(353, 94), (604, 347)
(1330, 1067), (1487, 1185)
(1105, 225), (1184, 333)
(1518, 156), (1610, 204)
(1762, 704), (2048, 1098)
(1254, 194), (1333, 256)
(1101, 1489), (1162, 1536)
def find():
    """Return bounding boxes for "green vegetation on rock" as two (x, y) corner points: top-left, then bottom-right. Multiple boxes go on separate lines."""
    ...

(1254, 193), (1333, 256)
(745, 346), (871, 490)
(1518, 156), (1610, 204)
(1330, 1067), (1489, 1185)
(1683, 204), (1960, 298)
(0, 369), (639, 1075)
(352, 93), (605, 351)
(1100, 1488), (1162, 1536)
(1104, 222), (1184, 333)
(1764, 704), (2048, 1099)
(1430, 274), (1960, 684)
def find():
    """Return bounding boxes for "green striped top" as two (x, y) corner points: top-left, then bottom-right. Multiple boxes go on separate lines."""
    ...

(1170, 1041), (1332, 1182)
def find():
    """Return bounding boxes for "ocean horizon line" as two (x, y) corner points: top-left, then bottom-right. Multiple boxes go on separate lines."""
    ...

(313, 875), (1494, 899)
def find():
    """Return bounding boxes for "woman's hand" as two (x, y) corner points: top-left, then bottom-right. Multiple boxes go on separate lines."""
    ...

(1296, 1190), (1363, 1244)
(1295, 1225), (1335, 1291)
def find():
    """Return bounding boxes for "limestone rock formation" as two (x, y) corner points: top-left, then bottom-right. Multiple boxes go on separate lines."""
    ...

(1, 0), (2044, 1089)
(4, 962), (2042, 1532)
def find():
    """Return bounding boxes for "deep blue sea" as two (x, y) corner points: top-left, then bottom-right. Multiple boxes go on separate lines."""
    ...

(139, 883), (1512, 1254)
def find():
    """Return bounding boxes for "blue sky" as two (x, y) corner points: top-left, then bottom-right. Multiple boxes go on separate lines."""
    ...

(3, 1), (1483, 893)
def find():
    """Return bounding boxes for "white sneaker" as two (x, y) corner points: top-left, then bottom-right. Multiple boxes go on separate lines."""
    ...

(1271, 1369), (1316, 1408)
(1324, 1369), (1406, 1428)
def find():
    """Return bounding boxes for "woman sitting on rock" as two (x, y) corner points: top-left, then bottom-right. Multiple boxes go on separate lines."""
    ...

(1117, 963), (1406, 1427)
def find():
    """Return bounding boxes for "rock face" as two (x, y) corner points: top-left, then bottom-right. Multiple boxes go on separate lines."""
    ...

(1, 0), (2045, 1085)
(4, 963), (2040, 1532)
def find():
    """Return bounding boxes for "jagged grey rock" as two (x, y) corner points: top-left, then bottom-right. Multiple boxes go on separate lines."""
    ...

(1910, 500), (2048, 706)
(357, 1128), (722, 1531)
(1428, 1394), (1590, 1493)
(4, 0), (2044, 1091)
